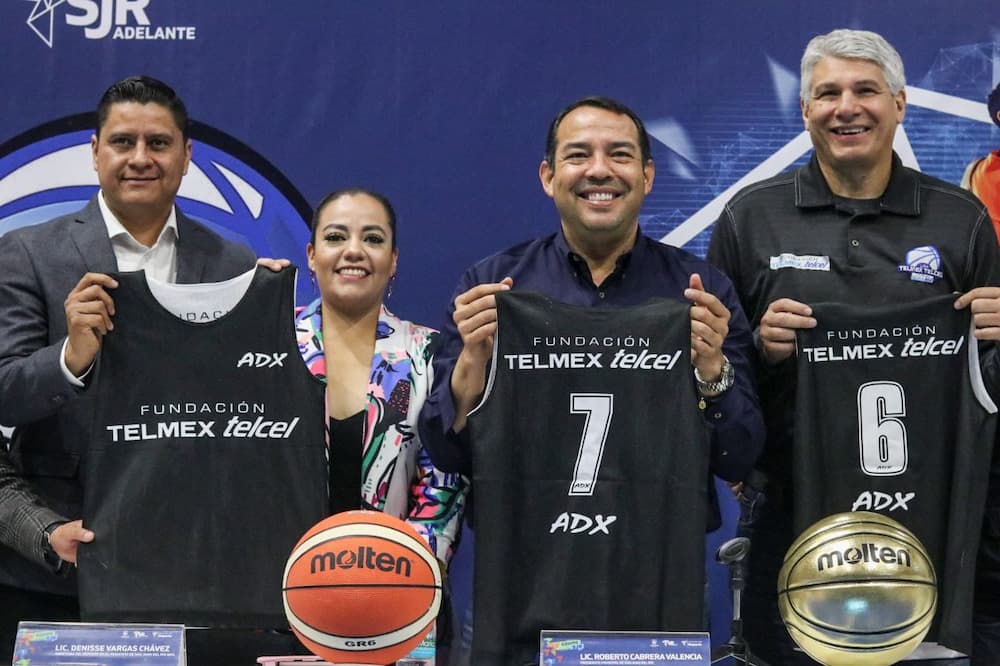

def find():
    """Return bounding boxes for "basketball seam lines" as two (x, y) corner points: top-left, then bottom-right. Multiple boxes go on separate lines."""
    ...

(284, 583), (442, 590)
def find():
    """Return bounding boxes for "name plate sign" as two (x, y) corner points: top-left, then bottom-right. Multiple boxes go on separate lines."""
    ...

(539, 630), (710, 665)
(13, 622), (185, 665)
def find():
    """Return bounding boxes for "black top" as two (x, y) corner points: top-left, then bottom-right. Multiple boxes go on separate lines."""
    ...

(795, 296), (996, 650)
(708, 153), (1000, 654)
(468, 291), (710, 665)
(709, 152), (1000, 507)
(79, 267), (327, 628)
(328, 411), (364, 514)
(419, 230), (764, 486)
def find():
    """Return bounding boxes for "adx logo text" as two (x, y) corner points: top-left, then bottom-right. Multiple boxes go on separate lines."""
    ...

(550, 512), (617, 535)
(237, 352), (287, 368)
(25, 0), (196, 48)
(852, 490), (915, 512)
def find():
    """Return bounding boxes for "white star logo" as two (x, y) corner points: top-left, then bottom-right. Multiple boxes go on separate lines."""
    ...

(24, 0), (68, 48)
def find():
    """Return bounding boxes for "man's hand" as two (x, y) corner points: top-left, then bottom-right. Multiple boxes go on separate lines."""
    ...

(758, 298), (816, 363)
(256, 257), (291, 272)
(955, 287), (1000, 340)
(49, 520), (95, 565)
(63, 273), (118, 377)
(685, 273), (730, 382)
(450, 277), (513, 432)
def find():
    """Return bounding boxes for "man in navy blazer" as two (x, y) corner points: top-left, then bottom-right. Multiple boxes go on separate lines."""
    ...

(0, 76), (256, 659)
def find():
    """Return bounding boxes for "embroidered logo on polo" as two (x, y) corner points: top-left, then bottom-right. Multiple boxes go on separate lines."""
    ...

(769, 253), (831, 271)
(897, 245), (944, 284)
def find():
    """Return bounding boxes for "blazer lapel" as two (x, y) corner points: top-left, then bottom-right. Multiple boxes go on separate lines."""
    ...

(70, 196), (118, 273)
(174, 209), (209, 283)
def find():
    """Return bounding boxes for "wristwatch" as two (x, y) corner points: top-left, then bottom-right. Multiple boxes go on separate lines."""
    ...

(695, 355), (734, 396)
(42, 522), (66, 573)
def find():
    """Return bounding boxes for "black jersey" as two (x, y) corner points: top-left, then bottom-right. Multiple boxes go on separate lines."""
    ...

(467, 291), (711, 666)
(78, 267), (327, 628)
(794, 294), (997, 649)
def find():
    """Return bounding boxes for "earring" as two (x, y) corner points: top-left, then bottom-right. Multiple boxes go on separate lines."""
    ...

(310, 271), (318, 294)
(386, 274), (396, 301)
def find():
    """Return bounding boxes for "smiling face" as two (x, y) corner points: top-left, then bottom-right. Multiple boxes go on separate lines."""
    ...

(307, 193), (398, 318)
(539, 105), (654, 252)
(802, 56), (905, 180)
(91, 101), (191, 233)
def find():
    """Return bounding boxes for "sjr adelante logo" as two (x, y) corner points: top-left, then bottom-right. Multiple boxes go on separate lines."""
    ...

(24, 0), (196, 48)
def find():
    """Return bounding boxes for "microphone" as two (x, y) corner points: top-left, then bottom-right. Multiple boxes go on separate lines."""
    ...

(716, 537), (751, 565)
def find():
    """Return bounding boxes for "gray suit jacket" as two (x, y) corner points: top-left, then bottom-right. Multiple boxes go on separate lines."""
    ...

(0, 195), (256, 594)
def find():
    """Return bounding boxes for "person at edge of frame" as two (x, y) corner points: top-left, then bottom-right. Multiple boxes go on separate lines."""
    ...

(708, 29), (1000, 665)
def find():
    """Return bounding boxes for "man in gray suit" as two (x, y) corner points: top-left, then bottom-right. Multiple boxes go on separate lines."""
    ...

(0, 76), (257, 659)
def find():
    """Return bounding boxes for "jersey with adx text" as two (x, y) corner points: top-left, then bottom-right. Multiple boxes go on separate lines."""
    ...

(468, 290), (711, 666)
(79, 267), (327, 628)
(794, 294), (997, 649)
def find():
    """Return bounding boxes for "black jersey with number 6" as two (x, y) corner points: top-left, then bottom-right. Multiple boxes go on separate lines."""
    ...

(78, 267), (327, 628)
(467, 291), (711, 665)
(794, 294), (997, 650)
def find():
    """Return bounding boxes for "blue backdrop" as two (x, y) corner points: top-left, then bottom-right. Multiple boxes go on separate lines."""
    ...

(3, 0), (999, 654)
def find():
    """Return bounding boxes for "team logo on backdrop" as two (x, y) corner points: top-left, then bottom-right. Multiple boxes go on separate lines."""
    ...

(897, 245), (944, 284)
(23, 0), (196, 48)
(0, 114), (314, 303)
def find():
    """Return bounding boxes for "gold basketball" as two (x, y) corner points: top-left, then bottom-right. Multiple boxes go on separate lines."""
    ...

(777, 511), (937, 666)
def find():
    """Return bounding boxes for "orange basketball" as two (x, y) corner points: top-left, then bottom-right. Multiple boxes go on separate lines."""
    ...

(282, 510), (442, 665)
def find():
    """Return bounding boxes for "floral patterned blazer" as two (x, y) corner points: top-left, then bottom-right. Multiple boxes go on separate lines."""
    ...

(295, 298), (467, 561)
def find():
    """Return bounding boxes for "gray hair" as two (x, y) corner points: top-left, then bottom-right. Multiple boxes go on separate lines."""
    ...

(800, 29), (906, 105)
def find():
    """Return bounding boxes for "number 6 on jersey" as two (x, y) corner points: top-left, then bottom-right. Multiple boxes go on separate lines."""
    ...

(857, 381), (908, 476)
(568, 393), (614, 496)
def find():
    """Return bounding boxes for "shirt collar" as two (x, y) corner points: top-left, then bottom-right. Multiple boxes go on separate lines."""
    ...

(555, 226), (638, 275)
(98, 190), (179, 244)
(795, 152), (920, 216)
(555, 229), (644, 270)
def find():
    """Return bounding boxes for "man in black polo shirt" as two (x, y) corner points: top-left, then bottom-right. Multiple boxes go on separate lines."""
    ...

(709, 29), (1000, 665)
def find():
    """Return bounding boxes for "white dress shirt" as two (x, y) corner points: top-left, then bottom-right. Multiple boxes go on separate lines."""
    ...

(61, 192), (181, 385)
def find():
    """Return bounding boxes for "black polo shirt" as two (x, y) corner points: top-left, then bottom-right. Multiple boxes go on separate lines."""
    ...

(708, 152), (1000, 655)
(710, 153), (998, 323)
(709, 151), (1000, 488)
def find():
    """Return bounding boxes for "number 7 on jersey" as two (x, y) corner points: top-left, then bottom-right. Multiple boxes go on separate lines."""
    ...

(568, 393), (614, 496)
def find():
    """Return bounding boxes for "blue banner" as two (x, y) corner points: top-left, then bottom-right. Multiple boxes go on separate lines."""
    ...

(3, 0), (999, 651)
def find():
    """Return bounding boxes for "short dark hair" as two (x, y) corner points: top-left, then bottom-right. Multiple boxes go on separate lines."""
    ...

(544, 96), (652, 167)
(96, 76), (189, 138)
(311, 188), (398, 249)
(989, 82), (1000, 129)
